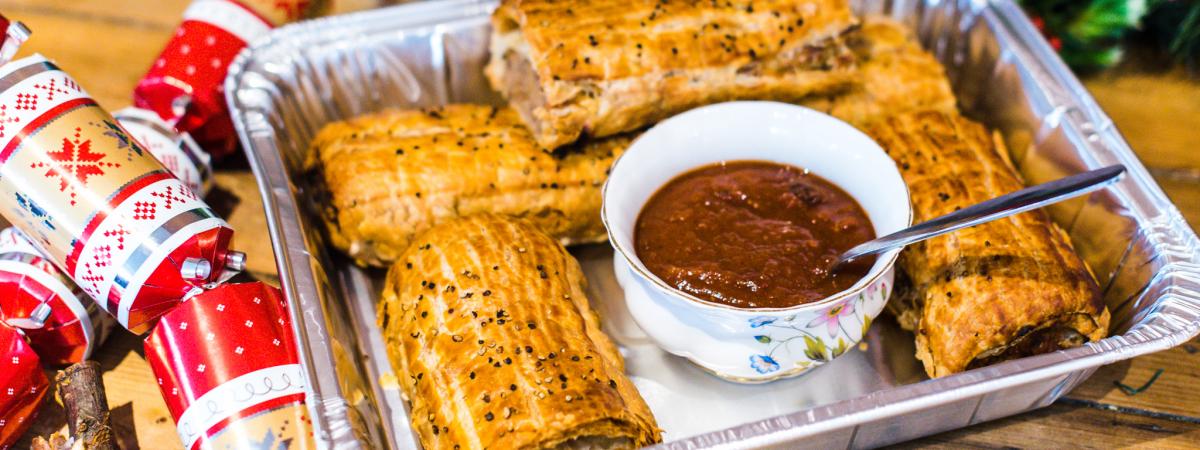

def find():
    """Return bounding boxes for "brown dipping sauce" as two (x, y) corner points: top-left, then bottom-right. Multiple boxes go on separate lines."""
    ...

(634, 161), (876, 308)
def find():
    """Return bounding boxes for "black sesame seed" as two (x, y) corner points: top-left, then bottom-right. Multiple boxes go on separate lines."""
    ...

(527, 322), (536, 330)
(505, 357), (512, 364)
(525, 346), (533, 353)
(510, 384), (517, 391)
(571, 356), (580, 362)
(470, 371), (476, 379)
(485, 412), (494, 421)
(483, 290), (492, 296)
(558, 374), (567, 382)
(548, 352), (557, 359)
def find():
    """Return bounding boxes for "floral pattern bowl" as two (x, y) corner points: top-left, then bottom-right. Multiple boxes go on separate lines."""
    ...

(601, 101), (911, 382)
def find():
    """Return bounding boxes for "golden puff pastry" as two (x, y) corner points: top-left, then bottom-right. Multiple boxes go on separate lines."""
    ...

(799, 17), (957, 127)
(869, 111), (1109, 378)
(486, 0), (859, 149)
(307, 104), (630, 267)
(378, 214), (661, 449)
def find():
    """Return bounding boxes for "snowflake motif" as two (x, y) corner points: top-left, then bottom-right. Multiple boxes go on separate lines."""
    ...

(247, 428), (286, 450)
(92, 245), (112, 268)
(32, 78), (74, 102)
(274, 0), (311, 21)
(103, 226), (129, 251)
(0, 105), (20, 139)
(151, 186), (188, 210)
(12, 92), (37, 110)
(94, 120), (143, 161)
(79, 262), (105, 297)
(131, 201), (156, 221)
(30, 127), (119, 206)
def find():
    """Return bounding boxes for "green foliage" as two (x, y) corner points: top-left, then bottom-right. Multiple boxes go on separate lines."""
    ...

(1020, 0), (1147, 70)
(1021, 0), (1200, 70)
(1144, 0), (1200, 69)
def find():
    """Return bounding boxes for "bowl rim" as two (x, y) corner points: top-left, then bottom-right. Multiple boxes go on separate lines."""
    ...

(601, 101), (914, 315)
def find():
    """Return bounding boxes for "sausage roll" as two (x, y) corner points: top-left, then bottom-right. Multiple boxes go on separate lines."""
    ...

(869, 111), (1110, 378)
(800, 17), (956, 127)
(378, 214), (661, 449)
(486, 0), (859, 149)
(307, 104), (630, 267)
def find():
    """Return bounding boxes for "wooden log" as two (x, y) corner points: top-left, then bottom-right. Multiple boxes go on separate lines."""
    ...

(54, 362), (115, 450)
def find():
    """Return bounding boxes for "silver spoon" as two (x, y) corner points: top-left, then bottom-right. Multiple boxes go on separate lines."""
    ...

(833, 164), (1126, 270)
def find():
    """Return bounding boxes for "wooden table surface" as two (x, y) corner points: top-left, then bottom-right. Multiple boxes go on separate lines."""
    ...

(2, 1), (1198, 448)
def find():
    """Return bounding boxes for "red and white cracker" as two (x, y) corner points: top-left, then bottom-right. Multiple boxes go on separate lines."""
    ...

(114, 107), (212, 195)
(0, 55), (237, 334)
(135, 0), (273, 158)
(0, 320), (49, 449)
(146, 282), (315, 450)
(0, 227), (114, 365)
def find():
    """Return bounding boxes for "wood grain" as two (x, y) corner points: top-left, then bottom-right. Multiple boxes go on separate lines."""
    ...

(893, 402), (1200, 449)
(1, 0), (1197, 448)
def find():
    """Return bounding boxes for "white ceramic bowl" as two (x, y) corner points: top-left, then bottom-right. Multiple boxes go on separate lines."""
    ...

(602, 101), (912, 382)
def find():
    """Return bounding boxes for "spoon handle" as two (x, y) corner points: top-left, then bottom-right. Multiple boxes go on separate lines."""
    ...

(838, 164), (1126, 264)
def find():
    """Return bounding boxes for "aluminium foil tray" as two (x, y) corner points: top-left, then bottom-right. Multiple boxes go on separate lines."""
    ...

(226, 0), (1200, 448)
